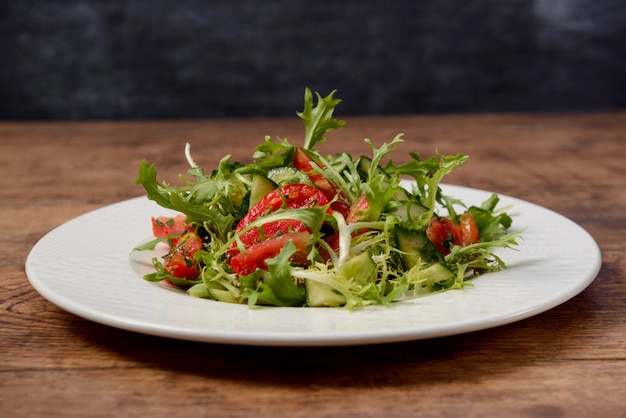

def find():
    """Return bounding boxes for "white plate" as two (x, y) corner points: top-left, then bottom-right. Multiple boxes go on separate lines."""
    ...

(25, 184), (601, 346)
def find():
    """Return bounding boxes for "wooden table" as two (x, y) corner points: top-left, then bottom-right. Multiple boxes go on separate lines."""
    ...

(2, 112), (625, 417)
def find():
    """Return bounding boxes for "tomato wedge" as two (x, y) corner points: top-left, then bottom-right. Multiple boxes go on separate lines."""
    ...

(292, 148), (351, 218)
(228, 183), (329, 267)
(229, 231), (311, 276)
(163, 231), (203, 279)
(152, 214), (188, 246)
(235, 183), (329, 232)
(346, 192), (369, 224)
(459, 212), (480, 246)
(426, 212), (480, 255)
(316, 231), (340, 262)
(426, 217), (462, 255)
(235, 219), (310, 250)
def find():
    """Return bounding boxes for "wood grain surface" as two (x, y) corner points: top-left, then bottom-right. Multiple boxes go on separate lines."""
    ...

(1, 112), (625, 417)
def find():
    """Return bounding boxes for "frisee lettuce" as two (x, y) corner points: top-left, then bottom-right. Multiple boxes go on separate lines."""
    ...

(299, 88), (346, 151)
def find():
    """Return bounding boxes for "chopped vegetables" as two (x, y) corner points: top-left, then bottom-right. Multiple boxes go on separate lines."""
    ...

(133, 88), (522, 308)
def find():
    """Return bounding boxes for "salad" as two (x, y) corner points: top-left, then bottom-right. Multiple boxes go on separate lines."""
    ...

(134, 88), (521, 308)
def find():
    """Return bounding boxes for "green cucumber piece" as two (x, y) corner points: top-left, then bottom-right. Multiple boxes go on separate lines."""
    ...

(249, 173), (277, 209)
(187, 283), (212, 298)
(388, 199), (427, 222)
(267, 166), (312, 186)
(338, 252), (376, 282)
(395, 227), (428, 269)
(390, 187), (411, 200)
(305, 280), (346, 307)
(209, 288), (238, 304)
(356, 155), (391, 181)
(417, 262), (455, 284)
(188, 282), (238, 303)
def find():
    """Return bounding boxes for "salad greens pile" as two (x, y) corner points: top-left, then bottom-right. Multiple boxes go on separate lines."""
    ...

(134, 88), (522, 309)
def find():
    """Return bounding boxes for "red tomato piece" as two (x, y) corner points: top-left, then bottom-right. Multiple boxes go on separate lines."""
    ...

(329, 200), (351, 220)
(164, 231), (203, 279)
(317, 231), (340, 262)
(459, 212), (480, 246)
(293, 148), (335, 194)
(292, 148), (351, 218)
(426, 217), (462, 255)
(152, 214), (188, 246)
(323, 231), (340, 251)
(232, 219), (310, 254)
(235, 183), (329, 233)
(346, 192), (369, 224)
(292, 147), (317, 172)
(229, 231), (311, 276)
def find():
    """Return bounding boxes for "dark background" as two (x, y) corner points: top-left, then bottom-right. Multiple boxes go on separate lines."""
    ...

(1, 0), (625, 120)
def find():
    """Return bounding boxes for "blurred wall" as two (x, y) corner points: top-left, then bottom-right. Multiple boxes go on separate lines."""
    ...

(1, 0), (625, 120)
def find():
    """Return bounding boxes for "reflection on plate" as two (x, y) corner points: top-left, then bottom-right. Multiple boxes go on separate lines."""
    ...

(25, 184), (601, 346)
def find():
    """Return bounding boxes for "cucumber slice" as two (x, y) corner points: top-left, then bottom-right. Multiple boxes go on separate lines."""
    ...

(358, 155), (407, 200)
(394, 227), (428, 269)
(305, 280), (346, 307)
(388, 199), (427, 222)
(391, 187), (411, 200)
(267, 166), (312, 186)
(338, 252), (376, 281)
(249, 173), (277, 209)
(356, 155), (391, 181)
(187, 283), (211, 298)
(417, 263), (455, 284)
(209, 288), (238, 304)
(356, 155), (374, 181)
(188, 282), (238, 303)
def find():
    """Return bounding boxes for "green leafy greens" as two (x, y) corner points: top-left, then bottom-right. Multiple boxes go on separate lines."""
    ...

(134, 87), (523, 309)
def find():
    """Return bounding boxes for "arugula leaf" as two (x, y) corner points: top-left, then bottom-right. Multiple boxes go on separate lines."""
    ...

(240, 270), (286, 307)
(168, 193), (236, 241)
(239, 240), (307, 307)
(135, 160), (175, 209)
(135, 156), (250, 241)
(298, 88), (346, 150)
(469, 194), (513, 242)
(263, 240), (307, 306)
(245, 136), (294, 173)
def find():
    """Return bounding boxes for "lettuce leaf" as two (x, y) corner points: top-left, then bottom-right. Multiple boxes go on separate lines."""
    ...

(298, 88), (345, 150)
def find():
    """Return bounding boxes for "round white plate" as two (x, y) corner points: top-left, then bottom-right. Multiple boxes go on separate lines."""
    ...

(25, 184), (601, 346)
